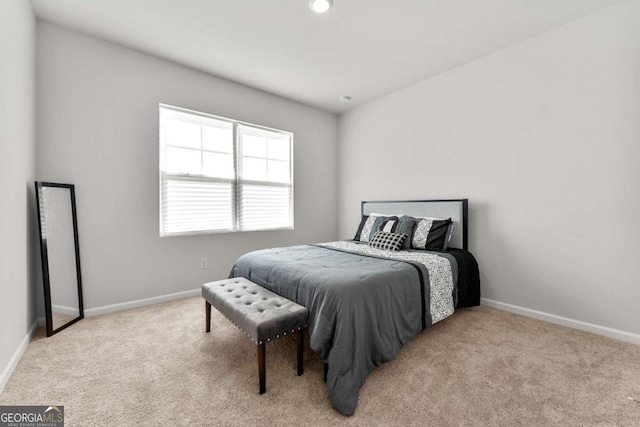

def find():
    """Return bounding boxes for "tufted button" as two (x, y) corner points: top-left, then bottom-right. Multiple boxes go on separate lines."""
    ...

(245, 302), (251, 305)
(235, 295), (240, 298)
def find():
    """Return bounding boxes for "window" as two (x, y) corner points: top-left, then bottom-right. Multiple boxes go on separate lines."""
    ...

(159, 104), (293, 236)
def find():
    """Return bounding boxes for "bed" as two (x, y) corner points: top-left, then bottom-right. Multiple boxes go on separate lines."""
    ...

(230, 199), (480, 415)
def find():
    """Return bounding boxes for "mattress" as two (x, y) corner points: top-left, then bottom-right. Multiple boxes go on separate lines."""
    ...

(230, 241), (480, 415)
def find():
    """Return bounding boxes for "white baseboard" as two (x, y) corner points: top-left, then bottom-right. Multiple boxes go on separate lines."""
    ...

(84, 288), (201, 317)
(0, 319), (39, 392)
(481, 298), (640, 346)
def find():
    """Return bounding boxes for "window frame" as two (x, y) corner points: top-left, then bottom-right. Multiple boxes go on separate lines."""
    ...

(159, 104), (294, 237)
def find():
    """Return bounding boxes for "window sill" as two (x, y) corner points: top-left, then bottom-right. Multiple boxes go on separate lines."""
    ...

(160, 226), (294, 238)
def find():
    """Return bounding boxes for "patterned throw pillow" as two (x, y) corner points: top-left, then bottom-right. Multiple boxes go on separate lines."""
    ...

(356, 215), (398, 242)
(368, 231), (408, 251)
(353, 215), (370, 241)
(357, 213), (416, 248)
(370, 216), (398, 236)
(411, 217), (452, 251)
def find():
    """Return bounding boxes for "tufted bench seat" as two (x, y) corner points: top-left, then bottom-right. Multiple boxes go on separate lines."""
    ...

(202, 277), (309, 394)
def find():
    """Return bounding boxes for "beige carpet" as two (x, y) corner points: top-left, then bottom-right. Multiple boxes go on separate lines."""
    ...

(1, 297), (639, 426)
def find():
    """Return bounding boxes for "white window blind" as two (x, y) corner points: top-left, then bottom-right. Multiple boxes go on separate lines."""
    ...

(159, 104), (293, 236)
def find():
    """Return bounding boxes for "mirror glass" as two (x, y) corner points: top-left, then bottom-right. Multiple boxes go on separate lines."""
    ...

(36, 182), (84, 336)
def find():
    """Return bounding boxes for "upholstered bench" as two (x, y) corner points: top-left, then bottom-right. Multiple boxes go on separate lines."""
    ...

(202, 277), (309, 394)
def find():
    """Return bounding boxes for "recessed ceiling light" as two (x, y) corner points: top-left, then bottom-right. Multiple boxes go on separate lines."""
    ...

(340, 96), (352, 103)
(309, 0), (333, 14)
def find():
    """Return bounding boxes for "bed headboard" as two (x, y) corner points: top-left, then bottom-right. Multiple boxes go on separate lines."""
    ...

(361, 199), (468, 250)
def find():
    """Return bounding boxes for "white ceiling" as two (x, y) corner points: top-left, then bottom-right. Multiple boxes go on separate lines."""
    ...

(30, 0), (619, 114)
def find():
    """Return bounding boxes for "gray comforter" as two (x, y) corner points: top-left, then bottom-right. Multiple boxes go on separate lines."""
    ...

(230, 242), (456, 415)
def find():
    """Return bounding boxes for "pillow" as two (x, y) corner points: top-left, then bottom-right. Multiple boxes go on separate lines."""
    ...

(353, 215), (370, 241)
(359, 215), (398, 242)
(442, 223), (454, 251)
(395, 216), (416, 249)
(412, 217), (452, 251)
(368, 231), (408, 251)
(370, 215), (399, 235)
(357, 215), (377, 242)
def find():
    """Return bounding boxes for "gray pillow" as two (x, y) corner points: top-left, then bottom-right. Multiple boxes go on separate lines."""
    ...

(395, 216), (416, 249)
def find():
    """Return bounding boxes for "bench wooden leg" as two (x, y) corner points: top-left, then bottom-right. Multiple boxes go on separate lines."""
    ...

(324, 362), (328, 383)
(258, 342), (266, 394)
(297, 329), (304, 376)
(205, 301), (211, 333)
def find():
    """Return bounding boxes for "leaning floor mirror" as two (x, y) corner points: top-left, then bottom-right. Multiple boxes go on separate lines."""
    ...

(36, 182), (84, 336)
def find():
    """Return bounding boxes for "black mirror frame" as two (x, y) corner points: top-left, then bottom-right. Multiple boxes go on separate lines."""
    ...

(35, 181), (84, 337)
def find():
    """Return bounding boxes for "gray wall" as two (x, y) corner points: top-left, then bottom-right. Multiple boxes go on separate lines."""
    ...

(36, 23), (339, 312)
(338, 1), (640, 336)
(0, 0), (37, 388)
